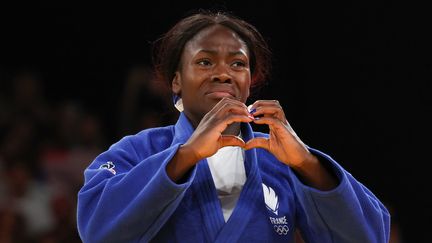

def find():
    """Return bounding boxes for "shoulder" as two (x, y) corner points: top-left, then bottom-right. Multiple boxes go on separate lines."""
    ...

(109, 125), (175, 159)
(133, 125), (175, 147)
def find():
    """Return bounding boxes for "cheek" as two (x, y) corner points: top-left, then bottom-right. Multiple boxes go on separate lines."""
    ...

(182, 68), (208, 89)
(179, 74), (204, 98)
(239, 73), (251, 96)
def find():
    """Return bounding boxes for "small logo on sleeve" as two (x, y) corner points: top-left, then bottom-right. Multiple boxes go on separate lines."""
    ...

(99, 161), (116, 175)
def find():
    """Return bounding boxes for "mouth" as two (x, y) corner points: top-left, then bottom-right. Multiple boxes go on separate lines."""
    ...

(205, 90), (236, 99)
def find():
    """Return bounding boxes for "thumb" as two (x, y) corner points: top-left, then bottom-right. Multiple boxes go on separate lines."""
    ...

(244, 137), (269, 150)
(219, 135), (246, 148)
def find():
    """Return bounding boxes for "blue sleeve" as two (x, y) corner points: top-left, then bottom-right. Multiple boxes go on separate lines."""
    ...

(293, 148), (391, 243)
(77, 137), (196, 243)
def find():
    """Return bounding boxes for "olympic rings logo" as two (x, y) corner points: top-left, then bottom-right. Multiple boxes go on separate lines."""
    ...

(273, 225), (289, 235)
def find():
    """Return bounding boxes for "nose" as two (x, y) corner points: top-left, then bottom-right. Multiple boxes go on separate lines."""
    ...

(211, 64), (232, 83)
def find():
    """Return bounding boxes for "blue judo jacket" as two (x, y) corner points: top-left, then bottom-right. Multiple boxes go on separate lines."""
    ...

(77, 112), (390, 243)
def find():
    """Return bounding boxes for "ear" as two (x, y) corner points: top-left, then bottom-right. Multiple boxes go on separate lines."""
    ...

(171, 71), (182, 96)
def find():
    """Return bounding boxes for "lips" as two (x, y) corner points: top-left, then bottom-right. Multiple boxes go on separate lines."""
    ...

(205, 88), (236, 99)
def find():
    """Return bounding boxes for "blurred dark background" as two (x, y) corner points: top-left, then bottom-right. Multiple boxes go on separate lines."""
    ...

(0, 2), (430, 242)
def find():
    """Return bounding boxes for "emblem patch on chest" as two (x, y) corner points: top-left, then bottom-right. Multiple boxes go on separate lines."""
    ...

(262, 183), (290, 235)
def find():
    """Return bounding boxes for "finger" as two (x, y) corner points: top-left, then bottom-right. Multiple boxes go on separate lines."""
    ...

(207, 97), (239, 116)
(248, 100), (281, 112)
(250, 99), (281, 106)
(248, 100), (285, 119)
(252, 116), (285, 128)
(214, 97), (248, 110)
(203, 99), (252, 129)
(220, 135), (246, 147)
(218, 104), (252, 118)
(214, 114), (254, 132)
(214, 98), (250, 117)
(244, 137), (269, 150)
(252, 106), (285, 120)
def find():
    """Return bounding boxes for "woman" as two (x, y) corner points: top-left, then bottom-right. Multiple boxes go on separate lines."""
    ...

(77, 10), (390, 243)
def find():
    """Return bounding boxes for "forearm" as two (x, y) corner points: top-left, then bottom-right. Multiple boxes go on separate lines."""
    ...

(291, 153), (338, 191)
(166, 144), (200, 182)
(294, 148), (391, 242)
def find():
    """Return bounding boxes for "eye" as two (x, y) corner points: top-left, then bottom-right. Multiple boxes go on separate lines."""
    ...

(196, 59), (212, 66)
(231, 60), (247, 69)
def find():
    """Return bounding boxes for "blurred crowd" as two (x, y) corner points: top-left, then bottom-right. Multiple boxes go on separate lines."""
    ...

(0, 65), (405, 242)
(0, 65), (177, 243)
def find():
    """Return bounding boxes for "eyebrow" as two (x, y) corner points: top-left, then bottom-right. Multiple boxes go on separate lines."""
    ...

(198, 49), (247, 57)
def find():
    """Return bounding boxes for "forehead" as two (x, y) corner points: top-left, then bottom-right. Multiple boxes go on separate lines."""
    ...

(184, 25), (249, 54)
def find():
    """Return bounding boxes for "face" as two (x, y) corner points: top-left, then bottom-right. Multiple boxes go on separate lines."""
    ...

(172, 25), (251, 126)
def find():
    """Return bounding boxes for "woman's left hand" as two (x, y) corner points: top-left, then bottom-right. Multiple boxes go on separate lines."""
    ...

(244, 100), (315, 168)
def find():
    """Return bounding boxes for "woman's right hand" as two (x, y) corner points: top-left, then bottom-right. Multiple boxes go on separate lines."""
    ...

(182, 97), (254, 162)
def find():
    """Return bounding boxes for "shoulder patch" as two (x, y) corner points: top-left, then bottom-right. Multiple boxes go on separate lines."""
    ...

(99, 161), (116, 175)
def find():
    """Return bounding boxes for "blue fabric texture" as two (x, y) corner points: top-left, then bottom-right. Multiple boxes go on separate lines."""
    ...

(77, 112), (390, 243)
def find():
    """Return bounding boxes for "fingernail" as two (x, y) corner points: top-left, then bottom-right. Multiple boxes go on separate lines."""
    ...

(248, 105), (256, 114)
(248, 105), (252, 113)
